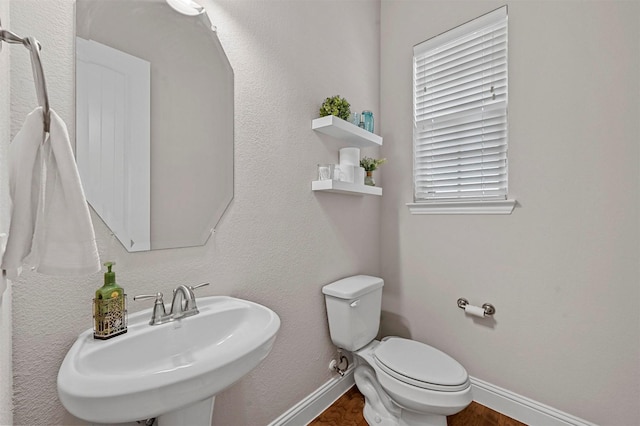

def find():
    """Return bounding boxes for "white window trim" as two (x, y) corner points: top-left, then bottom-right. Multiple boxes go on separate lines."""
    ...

(409, 6), (516, 215)
(407, 199), (516, 215)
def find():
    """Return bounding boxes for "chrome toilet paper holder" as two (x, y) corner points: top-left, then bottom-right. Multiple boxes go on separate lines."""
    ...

(457, 298), (496, 316)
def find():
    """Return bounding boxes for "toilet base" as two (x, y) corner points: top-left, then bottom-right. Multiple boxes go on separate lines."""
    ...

(355, 365), (448, 426)
(353, 339), (471, 426)
(356, 365), (399, 426)
(400, 409), (447, 426)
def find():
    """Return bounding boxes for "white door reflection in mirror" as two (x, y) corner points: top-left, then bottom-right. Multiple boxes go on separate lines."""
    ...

(76, 38), (151, 251)
(76, 0), (234, 252)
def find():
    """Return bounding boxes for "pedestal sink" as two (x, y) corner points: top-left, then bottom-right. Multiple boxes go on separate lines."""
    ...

(57, 296), (280, 425)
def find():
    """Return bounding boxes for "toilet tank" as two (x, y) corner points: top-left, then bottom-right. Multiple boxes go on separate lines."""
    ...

(322, 275), (383, 351)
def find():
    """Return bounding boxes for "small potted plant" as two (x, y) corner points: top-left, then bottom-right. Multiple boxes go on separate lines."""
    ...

(319, 95), (351, 121)
(360, 157), (386, 186)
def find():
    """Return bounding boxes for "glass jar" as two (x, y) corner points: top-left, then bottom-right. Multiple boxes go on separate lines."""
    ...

(362, 110), (374, 133)
(365, 171), (375, 186)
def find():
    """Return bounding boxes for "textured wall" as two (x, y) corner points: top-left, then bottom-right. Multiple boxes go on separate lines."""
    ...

(0, 0), (13, 423)
(0, 284), (11, 426)
(380, 2), (640, 425)
(9, 0), (380, 425)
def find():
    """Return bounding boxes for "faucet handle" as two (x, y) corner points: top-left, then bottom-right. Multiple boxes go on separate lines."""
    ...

(133, 293), (168, 325)
(189, 282), (210, 291)
(133, 292), (164, 303)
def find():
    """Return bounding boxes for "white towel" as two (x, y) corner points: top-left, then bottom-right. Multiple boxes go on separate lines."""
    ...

(1, 107), (100, 279)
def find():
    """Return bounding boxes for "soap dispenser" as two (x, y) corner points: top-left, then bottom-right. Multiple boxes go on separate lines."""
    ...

(93, 261), (127, 340)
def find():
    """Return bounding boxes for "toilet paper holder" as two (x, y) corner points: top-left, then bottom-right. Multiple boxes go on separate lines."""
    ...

(457, 298), (496, 316)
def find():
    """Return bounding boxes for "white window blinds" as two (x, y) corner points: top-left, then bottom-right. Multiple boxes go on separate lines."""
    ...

(413, 7), (508, 201)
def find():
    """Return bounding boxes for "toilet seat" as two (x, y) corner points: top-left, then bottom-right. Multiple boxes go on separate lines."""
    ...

(373, 338), (470, 392)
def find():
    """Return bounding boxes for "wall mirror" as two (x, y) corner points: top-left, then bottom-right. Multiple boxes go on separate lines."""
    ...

(75, 0), (234, 252)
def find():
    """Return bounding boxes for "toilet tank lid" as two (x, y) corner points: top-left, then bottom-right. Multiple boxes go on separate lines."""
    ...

(322, 275), (383, 299)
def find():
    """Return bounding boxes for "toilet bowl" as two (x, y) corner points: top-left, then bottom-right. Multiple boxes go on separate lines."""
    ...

(357, 339), (472, 424)
(323, 276), (472, 426)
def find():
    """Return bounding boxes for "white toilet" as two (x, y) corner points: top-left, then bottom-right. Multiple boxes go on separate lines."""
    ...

(323, 275), (472, 426)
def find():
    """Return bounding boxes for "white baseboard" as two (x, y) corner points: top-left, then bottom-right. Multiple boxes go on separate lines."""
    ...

(267, 366), (355, 426)
(470, 376), (598, 426)
(267, 369), (598, 426)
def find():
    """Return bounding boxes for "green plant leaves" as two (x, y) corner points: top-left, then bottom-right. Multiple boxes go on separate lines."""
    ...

(319, 95), (351, 121)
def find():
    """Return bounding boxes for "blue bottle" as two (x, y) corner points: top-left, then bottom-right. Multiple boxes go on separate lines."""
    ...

(362, 110), (374, 133)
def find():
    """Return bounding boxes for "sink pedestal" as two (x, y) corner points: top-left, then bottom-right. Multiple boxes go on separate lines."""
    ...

(158, 397), (215, 426)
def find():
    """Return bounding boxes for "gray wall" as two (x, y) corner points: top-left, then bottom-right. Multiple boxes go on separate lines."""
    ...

(380, 2), (640, 425)
(8, 0), (381, 424)
(0, 0), (13, 423)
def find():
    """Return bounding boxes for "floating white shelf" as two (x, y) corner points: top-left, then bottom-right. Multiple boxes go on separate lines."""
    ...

(312, 116), (382, 148)
(312, 180), (382, 196)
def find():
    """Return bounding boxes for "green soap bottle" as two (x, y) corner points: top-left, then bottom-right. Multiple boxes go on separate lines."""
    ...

(96, 261), (123, 300)
(94, 261), (127, 339)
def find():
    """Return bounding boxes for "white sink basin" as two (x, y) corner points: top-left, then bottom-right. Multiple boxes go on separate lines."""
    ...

(57, 296), (280, 424)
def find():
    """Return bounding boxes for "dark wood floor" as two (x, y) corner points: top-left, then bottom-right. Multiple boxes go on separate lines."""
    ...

(309, 386), (527, 426)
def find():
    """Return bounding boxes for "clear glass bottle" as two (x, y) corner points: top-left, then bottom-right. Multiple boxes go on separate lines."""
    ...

(350, 112), (360, 126)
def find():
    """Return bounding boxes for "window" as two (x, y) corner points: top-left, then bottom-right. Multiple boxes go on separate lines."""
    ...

(409, 6), (515, 214)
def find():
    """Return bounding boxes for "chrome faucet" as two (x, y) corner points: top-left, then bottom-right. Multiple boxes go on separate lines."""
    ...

(170, 285), (198, 319)
(134, 283), (210, 325)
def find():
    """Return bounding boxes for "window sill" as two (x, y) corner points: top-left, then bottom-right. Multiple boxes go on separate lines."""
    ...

(407, 199), (517, 215)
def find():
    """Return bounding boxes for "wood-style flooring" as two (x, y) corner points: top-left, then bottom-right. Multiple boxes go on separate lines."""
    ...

(309, 386), (527, 426)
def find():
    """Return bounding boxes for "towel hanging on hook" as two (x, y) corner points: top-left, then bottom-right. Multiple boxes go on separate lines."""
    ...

(0, 20), (51, 133)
